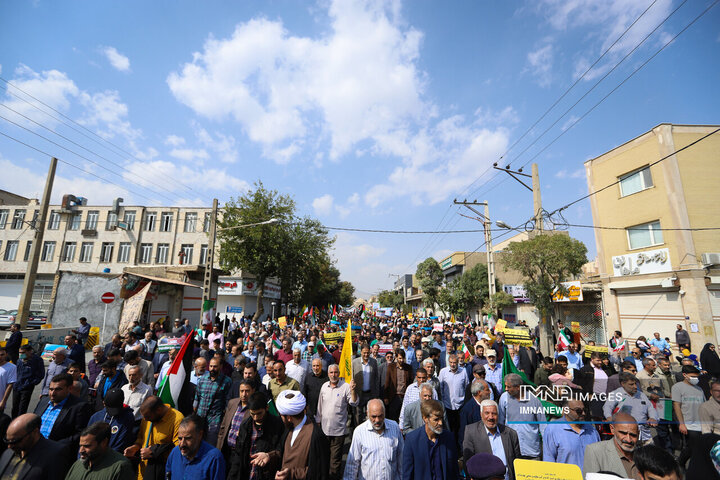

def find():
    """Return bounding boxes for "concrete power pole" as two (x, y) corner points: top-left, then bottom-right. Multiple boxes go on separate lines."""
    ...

(453, 199), (496, 296)
(532, 163), (543, 233)
(17, 157), (57, 329)
(201, 198), (218, 328)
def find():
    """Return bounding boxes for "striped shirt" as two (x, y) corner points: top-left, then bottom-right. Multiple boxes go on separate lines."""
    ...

(343, 419), (403, 480)
(398, 382), (439, 427)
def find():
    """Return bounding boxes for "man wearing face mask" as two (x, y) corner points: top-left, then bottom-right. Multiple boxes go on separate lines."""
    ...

(672, 364), (705, 468)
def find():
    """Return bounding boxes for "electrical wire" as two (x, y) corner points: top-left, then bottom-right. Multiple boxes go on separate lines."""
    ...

(0, 104), (179, 204)
(0, 79), (201, 197)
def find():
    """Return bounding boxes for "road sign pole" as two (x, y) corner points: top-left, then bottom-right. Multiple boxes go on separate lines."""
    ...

(102, 303), (108, 345)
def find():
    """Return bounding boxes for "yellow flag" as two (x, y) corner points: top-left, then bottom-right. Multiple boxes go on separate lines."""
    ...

(339, 319), (354, 383)
(278, 316), (287, 328)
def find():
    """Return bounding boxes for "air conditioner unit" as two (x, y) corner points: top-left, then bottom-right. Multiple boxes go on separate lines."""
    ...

(701, 253), (720, 266)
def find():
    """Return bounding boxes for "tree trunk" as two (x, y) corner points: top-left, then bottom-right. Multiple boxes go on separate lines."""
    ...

(254, 278), (265, 321)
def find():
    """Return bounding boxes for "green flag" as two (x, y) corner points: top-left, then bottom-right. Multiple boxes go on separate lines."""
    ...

(502, 345), (563, 417)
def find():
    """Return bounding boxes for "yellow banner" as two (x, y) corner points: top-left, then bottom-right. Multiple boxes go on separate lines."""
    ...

(495, 319), (507, 332)
(323, 331), (346, 344)
(502, 327), (532, 347)
(278, 316), (287, 328)
(583, 345), (609, 357)
(571, 321), (580, 333)
(514, 459), (582, 480)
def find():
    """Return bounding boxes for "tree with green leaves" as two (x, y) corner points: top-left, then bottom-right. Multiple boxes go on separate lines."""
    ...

(483, 291), (515, 319)
(416, 257), (444, 313)
(377, 289), (404, 310)
(501, 233), (588, 354)
(218, 181), (336, 320)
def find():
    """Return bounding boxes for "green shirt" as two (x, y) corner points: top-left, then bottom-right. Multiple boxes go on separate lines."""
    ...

(65, 448), (135, 480)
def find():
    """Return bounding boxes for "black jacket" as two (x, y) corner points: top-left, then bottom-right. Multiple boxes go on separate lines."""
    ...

(278, 420), (329, 480)
(302, 372), (328, 419)
(32, 394), (91, 457)
(0, 436), (70, 480)
(228, 413), (284, 480)
(94, 370), (128, 411)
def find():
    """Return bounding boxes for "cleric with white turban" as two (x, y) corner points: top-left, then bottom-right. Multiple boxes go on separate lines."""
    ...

(276, 390), (306, 416)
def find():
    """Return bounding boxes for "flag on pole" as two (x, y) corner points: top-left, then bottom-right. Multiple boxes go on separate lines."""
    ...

(558, 330), (571, 351)
(271, 333), (282, 349)
(501, 345), (562, 416)
(301, 305), (309, 318)
(331, 305), (338, 323)
(359, 304), (366, 320)
(315, 338), (327, 354)
(158, 333), (194, 409)
(339, 319), (353, 383)
(459, 341), (471, 361)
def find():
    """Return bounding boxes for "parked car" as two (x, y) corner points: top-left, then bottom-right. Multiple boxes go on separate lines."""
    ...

(27, 311), (47, 329)
(0, 310), (16, 329)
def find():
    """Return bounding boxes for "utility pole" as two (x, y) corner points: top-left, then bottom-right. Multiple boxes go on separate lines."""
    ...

(453, 199), (496, 296)
(201, 198), (218, 329)
(17, 157), (57, 329)
(492, 162), (543, 234)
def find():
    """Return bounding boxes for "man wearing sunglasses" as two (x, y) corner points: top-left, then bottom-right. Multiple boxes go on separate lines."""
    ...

(0, 413), (70, 479)
(542, 397), (600, 474)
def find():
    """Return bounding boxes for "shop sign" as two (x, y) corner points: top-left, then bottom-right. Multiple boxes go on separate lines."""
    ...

(552, 281), (583, 302)
(218, 279), (241, 295)
(240, 280), (281, 299)
(612, 247), (671, 277)
(503, 284), (530, 303)
(440, 257), (453, 269)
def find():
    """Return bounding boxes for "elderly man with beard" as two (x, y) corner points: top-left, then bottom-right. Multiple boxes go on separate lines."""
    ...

(0, 413), (69, 479)
(584, 412), (640, 478)
(275, 390), (329, 480)
(402, 399), (459, 480)
(344, 399), (403, 480)
(66, 422), (135, 480)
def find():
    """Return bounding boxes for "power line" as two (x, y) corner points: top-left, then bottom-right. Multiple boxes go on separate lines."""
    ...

(0, 103), (179, 204)
(511, 0), (694, 169)
(0, 78), (201, 197)
(0, 129), (157, 202)
(499, 0), (662, 165)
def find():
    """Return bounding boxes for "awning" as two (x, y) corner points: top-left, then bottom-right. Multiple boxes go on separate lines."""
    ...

(126, 272), (201, 289)
(608, 276), (677, 291)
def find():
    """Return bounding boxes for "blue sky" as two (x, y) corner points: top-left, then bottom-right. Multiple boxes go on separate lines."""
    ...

(1, 0), (718, 297)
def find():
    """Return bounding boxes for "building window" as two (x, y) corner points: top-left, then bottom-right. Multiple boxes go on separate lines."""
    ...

(117, 242), (131, 263)
(79, 242), (94, 262)
(199, 244), (208, 265)
(62, 242), (76, 262)
(31, 284), (53, 312)
(106, 212), (118, 230)
(184, 212), (197, 233)
(11, 210), (25, 230)
(203, 212), (211, 232)
(144, 212), (156, 231)
(124, 211), (136, 230)
(41, 241), (55, 262)
(0, 210), (8, 229)
(160, 212), (173, 232)
(156, 243), (169, 264)
(180, 244), (193, 264)
(30, 211), (39, 229)
(69, 212), (82, 230)
(86, 211), (99, 230)
(23, 241), (32, 261)
(619, 166), (653, 197)
(139, 243), (153, 264)
(627, 220), (664, 250)
(4, 241), (18, 261)
(47, 211), (61, 230)
(100, 242), (114, 262)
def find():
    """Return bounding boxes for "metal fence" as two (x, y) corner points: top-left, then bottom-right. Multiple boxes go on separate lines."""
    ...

(554, 291), (607, 345)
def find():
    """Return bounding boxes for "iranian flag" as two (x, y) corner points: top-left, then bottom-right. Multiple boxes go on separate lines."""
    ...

(315, 338), (327, 353)
(331, 305), (338, 323)
(158, 333), (194, 409)
(459, 341), (471, 361)
(271, 333), (282, 349)
(558, 330), (571, 351)
(301, 305), (309, 318)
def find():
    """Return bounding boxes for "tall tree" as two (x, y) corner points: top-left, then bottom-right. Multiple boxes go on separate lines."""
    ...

(416, 257), (444, 313)
(501, 233), (588, 354)
(377, 289), (404, 310)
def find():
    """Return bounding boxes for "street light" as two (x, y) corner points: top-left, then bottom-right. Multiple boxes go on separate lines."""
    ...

(271, 302), (276, 321)
(496, 220), (513, 230)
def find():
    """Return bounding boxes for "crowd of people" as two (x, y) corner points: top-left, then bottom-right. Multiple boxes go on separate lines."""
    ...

(0, 312), (718, 479)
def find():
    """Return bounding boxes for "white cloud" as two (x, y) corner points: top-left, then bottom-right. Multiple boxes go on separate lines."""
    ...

(101, 46), (130, 72)
(555, 168), (584, 179)
(122, 160), (250, 195)
(331, 232), (399, 294)
(194, 125), (239, 163)
(169, 148), (209, 161)
(312, 194), (334, 216)
(165, 135), (186, 147)
(537, 0), (674, 82)
(78, 89), (141, 142)
(526, 43), (554, 87)
(2, 65), (79, 127)
(167, 0), (427, 162)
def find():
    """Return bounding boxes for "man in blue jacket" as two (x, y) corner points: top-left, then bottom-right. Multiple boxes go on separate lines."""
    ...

(403, 399), (459, 480)
(12, 344), (44, 417)
(87, 388), (135, 453)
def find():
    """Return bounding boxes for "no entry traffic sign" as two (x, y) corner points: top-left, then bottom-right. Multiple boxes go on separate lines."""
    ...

(101, 292), (115, 304)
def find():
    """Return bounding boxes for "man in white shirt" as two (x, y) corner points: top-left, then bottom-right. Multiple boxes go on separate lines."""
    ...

(121, 365), (152, 420)
(285, 349), (310, 390)
(0, 347), (16, 412)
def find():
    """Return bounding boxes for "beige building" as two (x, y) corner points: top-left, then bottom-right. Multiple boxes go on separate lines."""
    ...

(585, 124), (720, 349)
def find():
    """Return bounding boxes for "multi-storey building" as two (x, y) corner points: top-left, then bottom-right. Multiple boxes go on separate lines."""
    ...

(585, 124), (720, 347)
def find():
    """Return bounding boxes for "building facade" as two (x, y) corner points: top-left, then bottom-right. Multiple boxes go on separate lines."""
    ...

(585, 124), (720, 348)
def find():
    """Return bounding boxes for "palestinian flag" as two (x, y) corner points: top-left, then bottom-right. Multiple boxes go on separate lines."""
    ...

(271, 333), (282, 349)
(558, 330), (571, 351)
(501, 345), (562, 416)
(358, 304), (366, 320)
(158, 333), (194, 409)
(459, 341), (471, 362)
(331, 305), (338, 323)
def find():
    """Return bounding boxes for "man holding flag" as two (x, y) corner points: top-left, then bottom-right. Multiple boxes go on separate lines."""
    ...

(315, 319), (358, 480)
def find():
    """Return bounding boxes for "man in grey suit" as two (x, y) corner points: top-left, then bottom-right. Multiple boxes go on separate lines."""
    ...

(584, 412), (640, 478)
(352, 344), (380, 425)
(402, 383), (449, 435)
(462, 399), (521, 480)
